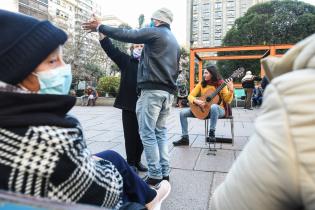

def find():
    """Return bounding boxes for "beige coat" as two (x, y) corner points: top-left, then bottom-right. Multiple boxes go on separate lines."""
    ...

(211, 34), (315, 210)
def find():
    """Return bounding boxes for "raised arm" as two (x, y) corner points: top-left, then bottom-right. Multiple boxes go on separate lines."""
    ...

(99, 36), (130, 71)
(98, 25), (159, 44)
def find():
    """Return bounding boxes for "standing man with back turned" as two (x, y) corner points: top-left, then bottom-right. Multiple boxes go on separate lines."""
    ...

(83, 8), (180, 186)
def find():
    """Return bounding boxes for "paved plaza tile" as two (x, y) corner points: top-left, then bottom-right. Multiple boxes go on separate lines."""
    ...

(70, 106), (260, 210)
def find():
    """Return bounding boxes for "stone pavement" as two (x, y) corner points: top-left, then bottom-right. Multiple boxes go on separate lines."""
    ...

(69, 106), (261, 210)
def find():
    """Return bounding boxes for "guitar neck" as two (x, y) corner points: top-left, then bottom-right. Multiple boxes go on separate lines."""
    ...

(205, 80), (229, 102)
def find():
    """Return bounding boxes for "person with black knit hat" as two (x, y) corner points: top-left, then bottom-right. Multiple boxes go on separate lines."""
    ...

(83, 7), (180, 187)
(0, 9), (170, 210)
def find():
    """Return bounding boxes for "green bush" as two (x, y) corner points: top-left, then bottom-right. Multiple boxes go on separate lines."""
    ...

(97, 76), (120, 97)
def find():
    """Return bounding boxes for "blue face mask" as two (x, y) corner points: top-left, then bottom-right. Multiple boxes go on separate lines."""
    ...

(34, 64), (72, 95)
(150, 19), (155, 28)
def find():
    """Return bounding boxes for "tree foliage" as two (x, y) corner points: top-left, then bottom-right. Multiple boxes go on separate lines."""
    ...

(218, 0), (315, 79)
(97, 76), (120, 97)
(111, 23), (132, 54)
(138, 14), (145, 29)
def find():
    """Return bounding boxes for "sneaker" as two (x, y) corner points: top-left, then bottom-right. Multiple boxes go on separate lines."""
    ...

(143, 175), (162, 186)
(145, 180), (171, 210)
(135, 162), (148, 172)
(173, 137), (189, 146)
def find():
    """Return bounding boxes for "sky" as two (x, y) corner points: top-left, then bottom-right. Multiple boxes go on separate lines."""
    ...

(97, 0), (315, 47)
(97, 0), (187, 46)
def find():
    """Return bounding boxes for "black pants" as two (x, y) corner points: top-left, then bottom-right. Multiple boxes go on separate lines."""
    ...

(244, 88), (253, 109)
(122, 110), (143, 165)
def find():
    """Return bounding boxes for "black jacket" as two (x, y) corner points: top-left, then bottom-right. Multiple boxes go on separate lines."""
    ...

(242, 76), (261, 89)
(99, 24), (180, 94)
(100, 37), (138, 112)
(0, 83), (123, 209)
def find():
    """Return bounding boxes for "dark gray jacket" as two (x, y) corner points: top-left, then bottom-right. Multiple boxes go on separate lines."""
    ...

(99, 24), (180, 94)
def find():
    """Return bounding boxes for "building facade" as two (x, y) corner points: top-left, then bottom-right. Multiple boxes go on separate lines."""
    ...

(186, 0), (270, 48)
(18, 0), (48, 20)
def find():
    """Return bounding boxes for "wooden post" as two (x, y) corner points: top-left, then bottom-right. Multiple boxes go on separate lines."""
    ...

(198, 60), (203, 82)
(189, 49), (195, 92)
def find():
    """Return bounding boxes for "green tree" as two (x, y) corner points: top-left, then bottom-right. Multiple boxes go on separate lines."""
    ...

(218, 0), (315, 79)
(138, 14), (145, 29)
(97, 76), (120, 97)
(111, 23), (132, 54)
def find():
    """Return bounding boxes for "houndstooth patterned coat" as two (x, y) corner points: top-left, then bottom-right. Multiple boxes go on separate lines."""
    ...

(0, 81), (123, 209)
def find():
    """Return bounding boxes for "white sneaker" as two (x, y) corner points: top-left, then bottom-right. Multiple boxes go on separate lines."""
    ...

(146, 180), (171, 210)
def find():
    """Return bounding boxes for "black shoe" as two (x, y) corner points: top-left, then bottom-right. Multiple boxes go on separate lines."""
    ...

(143, 175), (162, 186)
(206, 130), (215, 143)
(135, 162), (148, 172)
(163, 176), (169, 181)
(173, 137), (189, 146)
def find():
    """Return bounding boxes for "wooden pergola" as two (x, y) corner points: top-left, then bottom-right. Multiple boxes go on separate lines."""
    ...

(189, 44), (293, 91)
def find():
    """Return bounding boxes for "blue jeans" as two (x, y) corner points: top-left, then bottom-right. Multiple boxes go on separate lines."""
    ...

(136, 90), (174, 179)
(180, 104), (225, 138)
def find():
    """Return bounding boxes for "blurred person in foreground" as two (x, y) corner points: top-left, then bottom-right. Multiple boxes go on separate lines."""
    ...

(0, 9), (170, 210)
(211, 33), (315, 210)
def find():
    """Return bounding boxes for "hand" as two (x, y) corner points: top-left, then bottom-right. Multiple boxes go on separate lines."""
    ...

(194, 99), (205, 107)
(82, 14), (101, 32)
(99, 32), (106, 40)
(226, 79), (234, 92)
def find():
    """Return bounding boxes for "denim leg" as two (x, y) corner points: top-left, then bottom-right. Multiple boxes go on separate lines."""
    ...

(94, 150), (156, 205)
(180, 108), (195, 138)
(136, 90), (172, 179)
(155, 93), (174, 177)
(209, 104), (225, 130)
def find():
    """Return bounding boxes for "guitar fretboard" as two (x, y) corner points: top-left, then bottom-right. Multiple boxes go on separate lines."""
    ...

(205, 79), (229, 102)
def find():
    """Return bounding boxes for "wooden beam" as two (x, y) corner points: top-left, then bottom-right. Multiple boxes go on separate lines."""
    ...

(189, 49), (195, 92)
(198, 61), (203, 82)
(201, 55), (263, 60)
(191, 44), (293, 53)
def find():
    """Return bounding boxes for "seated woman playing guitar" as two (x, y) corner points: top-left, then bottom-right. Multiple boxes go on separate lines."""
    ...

(173, 65), (234, 146)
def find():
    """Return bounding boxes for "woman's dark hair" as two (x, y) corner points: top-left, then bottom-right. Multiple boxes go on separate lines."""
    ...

(201, 65), (222, 88)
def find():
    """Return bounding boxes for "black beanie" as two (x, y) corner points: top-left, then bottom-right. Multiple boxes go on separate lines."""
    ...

(0, 9), (68, 85)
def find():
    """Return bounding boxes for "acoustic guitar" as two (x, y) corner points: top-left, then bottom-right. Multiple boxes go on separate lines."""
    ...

(190, 67), (245, 119)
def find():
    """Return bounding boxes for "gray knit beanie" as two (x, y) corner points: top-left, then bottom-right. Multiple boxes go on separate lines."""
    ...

(151, 8), (173, 25)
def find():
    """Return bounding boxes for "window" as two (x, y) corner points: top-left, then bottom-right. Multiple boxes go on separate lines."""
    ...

(215, 19), (222, 25)
(214, 3), (222, 10)
(227, 11), (235, 17)
(202, 33), (210, 41)
(215, 26), (221, 32)
(203, 14), (210, 19)
(215, 32), (222, 40)
(227, 18), (235, 25)
(202, 3), (210, 13)
(226, 2), (235, 9)
(215, 11), (222, 18)
(202, 26), (210, 32)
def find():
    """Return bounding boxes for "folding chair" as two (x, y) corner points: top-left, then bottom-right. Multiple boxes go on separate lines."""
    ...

(234, 89), (245, 107)
(204, 105), (234, 155)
